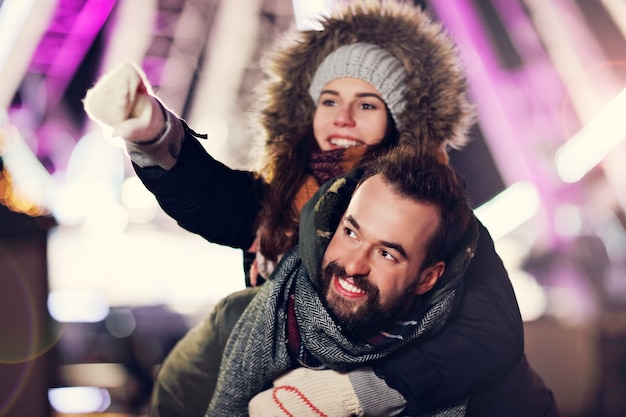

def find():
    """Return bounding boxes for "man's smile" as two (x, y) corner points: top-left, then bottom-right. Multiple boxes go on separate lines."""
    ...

(333, 276), (367, 298)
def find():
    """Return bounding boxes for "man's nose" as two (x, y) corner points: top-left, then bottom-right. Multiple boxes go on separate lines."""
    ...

(343, 247), (370, 276)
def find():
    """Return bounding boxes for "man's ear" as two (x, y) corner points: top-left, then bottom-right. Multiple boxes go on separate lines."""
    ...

(414, 262), (445, 295)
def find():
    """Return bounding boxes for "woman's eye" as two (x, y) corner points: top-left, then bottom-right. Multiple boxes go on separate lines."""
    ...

(321, 99), (336, 107)
(361, 102), (376, 110)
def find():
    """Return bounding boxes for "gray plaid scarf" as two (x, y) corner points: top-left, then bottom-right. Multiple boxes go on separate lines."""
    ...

(207, 172), (478, 417)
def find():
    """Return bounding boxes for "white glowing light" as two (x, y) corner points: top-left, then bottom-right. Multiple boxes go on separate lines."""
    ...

(121, 176), (158, 223)
(509, 270), (548, 322)
(554, 204), (583, 236)
(48, 290), (110, 323)
(80, 200), (129, 237)
(0, 0), (36, 75)
(48, 386), (111, 414)
(121, 177), (156, 210)
(51, 183), (89, 225)
(291, 0), (332, 30)
(474, 181), (541, 240)
(555, 87), (626, 183)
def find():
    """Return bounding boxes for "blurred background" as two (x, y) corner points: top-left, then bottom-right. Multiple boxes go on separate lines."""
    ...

(1, 0), (625, 416)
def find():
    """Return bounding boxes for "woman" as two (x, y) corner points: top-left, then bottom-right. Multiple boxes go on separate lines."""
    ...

(84, 1), (523, 416)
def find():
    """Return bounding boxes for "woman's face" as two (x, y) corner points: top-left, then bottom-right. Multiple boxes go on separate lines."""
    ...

(313, 77), (390, 151)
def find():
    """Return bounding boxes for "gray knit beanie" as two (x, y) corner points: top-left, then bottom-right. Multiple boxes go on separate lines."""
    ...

(309, 42), (407, 127)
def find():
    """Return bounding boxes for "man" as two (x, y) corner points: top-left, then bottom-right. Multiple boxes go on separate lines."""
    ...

(207, 145), (559, 416)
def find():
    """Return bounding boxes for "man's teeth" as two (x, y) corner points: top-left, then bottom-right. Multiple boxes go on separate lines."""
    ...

(338, 277), (365, 294)
(330, 138), (360, 148)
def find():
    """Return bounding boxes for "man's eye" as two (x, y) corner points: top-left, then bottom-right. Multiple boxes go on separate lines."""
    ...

(344, 227), (356, 239)
(380, 250), (396, 261)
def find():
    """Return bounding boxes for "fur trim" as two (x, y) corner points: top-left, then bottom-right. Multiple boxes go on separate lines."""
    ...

(251, 0), (475, 173)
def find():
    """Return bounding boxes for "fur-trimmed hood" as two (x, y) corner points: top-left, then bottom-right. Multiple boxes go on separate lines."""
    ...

(251, 0), (475, 171)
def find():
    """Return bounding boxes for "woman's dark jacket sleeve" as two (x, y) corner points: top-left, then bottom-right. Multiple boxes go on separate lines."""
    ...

(133, 134), (265, 251)
(372, 221), (524, 415)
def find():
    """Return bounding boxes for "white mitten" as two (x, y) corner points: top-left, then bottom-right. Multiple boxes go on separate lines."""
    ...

(249, 368), (363, 417)
(83, 62), (165, 143)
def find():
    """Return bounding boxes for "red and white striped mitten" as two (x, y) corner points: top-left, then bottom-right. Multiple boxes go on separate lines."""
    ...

(249, 367), (363, 417)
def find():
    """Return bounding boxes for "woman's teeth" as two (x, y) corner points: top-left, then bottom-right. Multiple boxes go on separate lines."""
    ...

(330, 138), (360, 148)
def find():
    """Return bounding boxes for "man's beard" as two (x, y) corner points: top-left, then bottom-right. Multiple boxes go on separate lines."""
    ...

(320, 261), (417, 340)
